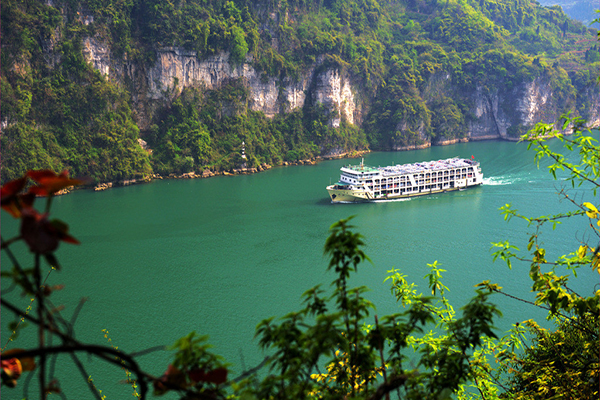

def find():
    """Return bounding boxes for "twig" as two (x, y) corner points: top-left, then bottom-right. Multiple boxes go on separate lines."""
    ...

(69, 297), (89, 336)
(231, 356), (271, 383)
(1, 344), (149, 399)
(1, 257), (55, 352)
(35, 253), (46, 400)
(130, 345), (167, 358)
(70, 353), (103, 400)
(1, 299), (149, 397)
(0, 236), (36, 294)
(1, 298), (232, 400)
(0, 235), (23, 249)
(374, 315), (389, 400)
(366, 373), (408, 400)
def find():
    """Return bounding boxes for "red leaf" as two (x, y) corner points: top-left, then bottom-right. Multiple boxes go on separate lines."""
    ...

(2, 349), (36, 371)
(188, 367), (228, 385)
(27, 170), (84, 195)
(20, 209), (60, 254)
(1, 202), (22, 219)
(1, 358), (23, 387)
(0, 176), (27, 218)
(60, 233), (80, 245)
(28, 185), (51, 197)
(20, 191), (36, 207)
(49, 219), (80, 244)
(188, 368), (204, 383)
(27, 170), (59, 182)
(20, 210), (79, 254)
(154, 365), (186, 395)
(1, 176), (27, 198)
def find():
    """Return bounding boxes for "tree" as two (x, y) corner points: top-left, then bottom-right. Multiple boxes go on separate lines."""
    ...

(476, 114), (600, 399)
(255, 218), (500, 400)
(230, 26), (249, 64)
(505, 314), (598, 399)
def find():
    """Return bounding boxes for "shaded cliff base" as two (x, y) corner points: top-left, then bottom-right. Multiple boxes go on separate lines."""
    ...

(88, 128), (583, 192)
(394, 136), (494, 150)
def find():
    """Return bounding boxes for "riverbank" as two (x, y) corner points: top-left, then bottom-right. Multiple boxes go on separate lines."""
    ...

(91, 150), (371, 192)
(82, 131), (537, 193)
(21, 131), (566, 195)
(81, 127), (565, 193)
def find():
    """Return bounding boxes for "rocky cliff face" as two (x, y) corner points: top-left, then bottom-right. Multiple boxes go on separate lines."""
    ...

(81, 35), (358, 131)
(313, 69), (358, 127)
(80, 34), (598, 144)
(467, 77), (560, 140)
(144, 49), (361, 128)
(516, 78), (554, 127)
(469, 87), (510, 140)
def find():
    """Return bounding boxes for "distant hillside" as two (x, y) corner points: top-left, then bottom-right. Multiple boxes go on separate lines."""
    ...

(537, 0), (598, 24)
(2, 0), (598, 184)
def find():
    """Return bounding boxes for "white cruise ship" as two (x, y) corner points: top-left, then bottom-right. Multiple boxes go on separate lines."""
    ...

(326, 157), (483, 202)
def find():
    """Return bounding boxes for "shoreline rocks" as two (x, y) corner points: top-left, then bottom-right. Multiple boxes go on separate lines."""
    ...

(94, 182), (113, 191)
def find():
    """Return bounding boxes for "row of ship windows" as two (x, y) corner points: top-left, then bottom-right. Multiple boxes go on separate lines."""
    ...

(343, 169), (474, 181)
(373, 183), (454, 194)
(376, 179), (477, 194)
(369, 174), (473, 184)
(342, 173), (477, 185)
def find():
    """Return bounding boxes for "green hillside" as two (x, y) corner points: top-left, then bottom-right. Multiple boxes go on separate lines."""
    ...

(1, 0), (597, 183)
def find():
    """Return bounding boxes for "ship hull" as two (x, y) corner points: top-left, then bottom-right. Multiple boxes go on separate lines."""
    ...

(327, 183), (482, 202)
(326, 186), (370, 202)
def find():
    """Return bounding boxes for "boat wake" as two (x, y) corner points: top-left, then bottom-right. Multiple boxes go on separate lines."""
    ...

(483, 175), (523, 186)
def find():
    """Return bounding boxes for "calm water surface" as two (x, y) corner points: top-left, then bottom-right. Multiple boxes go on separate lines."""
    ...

(1, 139), (596, 398)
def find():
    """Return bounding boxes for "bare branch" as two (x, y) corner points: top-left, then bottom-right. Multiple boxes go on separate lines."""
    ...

(367, 373), (408, 400)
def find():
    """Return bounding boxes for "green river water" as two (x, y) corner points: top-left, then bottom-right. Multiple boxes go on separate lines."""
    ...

(1, 139), (596, 398)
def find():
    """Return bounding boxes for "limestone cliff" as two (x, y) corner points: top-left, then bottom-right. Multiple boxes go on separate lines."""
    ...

(81, 36), (358, 132)
(80, 34), (598, 147)
(467, 77), (565, 140)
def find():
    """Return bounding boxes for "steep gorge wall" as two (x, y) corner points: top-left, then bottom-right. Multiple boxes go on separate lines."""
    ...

(81, 36), (359, 132)
(80, 35), (599, 146)
(467, 77), (564, 140)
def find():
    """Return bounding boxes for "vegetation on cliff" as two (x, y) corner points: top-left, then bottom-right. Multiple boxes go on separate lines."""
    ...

(1, 1), (152, 184)
(1, 0), (597, 183)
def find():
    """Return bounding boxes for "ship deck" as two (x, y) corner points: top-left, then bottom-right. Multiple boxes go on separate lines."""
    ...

(344, 158), (479, 177)
(343, 164), (380, 173)
(380, 158), (478, 176)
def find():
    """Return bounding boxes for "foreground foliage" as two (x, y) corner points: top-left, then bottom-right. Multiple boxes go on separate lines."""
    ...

(1, 116), (598, 399)
(486, 115), (600, 399)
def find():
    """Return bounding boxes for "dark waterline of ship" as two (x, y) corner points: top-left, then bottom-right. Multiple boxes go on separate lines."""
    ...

(1, 139), (596, 399)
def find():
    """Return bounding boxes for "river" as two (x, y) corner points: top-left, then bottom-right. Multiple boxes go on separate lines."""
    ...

(1, 138), (596, 398)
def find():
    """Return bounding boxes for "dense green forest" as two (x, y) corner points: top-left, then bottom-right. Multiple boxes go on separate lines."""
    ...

(1, 0), (598, 183)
